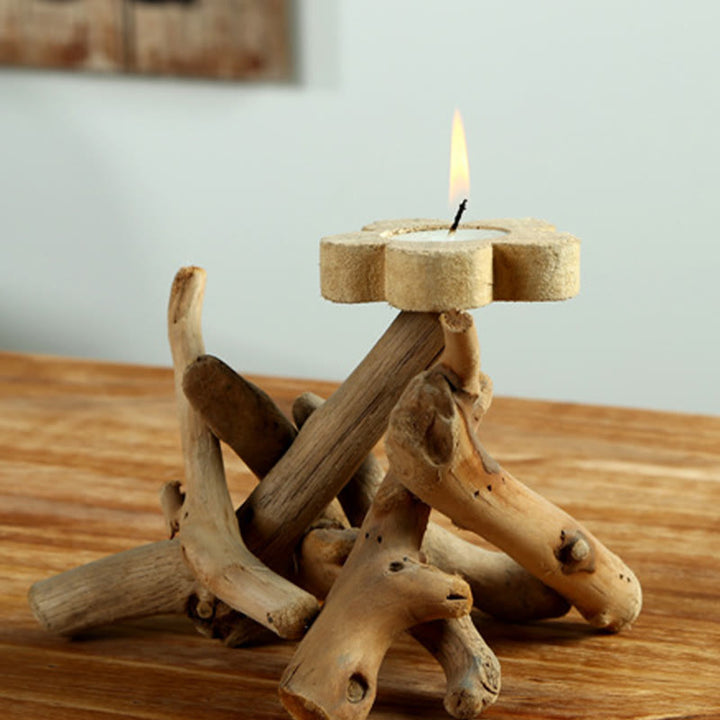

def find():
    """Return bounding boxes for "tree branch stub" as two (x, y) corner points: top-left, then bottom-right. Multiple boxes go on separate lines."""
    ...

(386, 312), (642, 632)
(168, 266), (318, 639)
(280, 475), (491, 720)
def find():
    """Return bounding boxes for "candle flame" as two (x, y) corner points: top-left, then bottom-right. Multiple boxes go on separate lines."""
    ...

(449, 108), (470, 210)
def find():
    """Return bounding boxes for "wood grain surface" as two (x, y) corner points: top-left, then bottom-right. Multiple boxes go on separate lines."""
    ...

(0, 0), (290, 80)
(0, 351), (718, 719)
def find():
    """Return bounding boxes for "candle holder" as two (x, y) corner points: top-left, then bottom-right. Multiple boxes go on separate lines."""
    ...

(28, 220), (642, 720)
(321, 217), (580, 311)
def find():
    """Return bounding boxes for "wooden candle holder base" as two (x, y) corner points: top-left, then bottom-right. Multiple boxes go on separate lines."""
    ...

(28, 265), (641, 720)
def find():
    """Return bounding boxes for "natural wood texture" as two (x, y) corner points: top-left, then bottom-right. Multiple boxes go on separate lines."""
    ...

(28, 540), (193, 636)
(388, 312), (641, 632)
(166, 267), (317, 639)
(184, 354), (297, 480)
(236, 311), (444, 570)
(24, 347), (315, 641)
(320, 219), (580, 311)
(291, 392), (385, 529)
(280, 474), (496, 720)
(184, 363), (506, 710)
(0, 0), (123, 71)
(127, 0), (290, 80)
(0, 0), (290, 80)
(300, 525), (570, 625)
(1, 352), (719, 719)
(295, 522), (505, 720)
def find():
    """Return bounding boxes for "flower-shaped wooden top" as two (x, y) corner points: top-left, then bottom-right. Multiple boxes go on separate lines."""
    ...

(320, 218), (580, 312)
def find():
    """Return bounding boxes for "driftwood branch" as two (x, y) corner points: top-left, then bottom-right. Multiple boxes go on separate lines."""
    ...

(237, 310), (444, 567)
(298, 522), (570, 624)
(295, 386), (569, 623)
(292, 392), (384, 528)
(386, 311), (642, 632)
(26, 360), (309, 641)
(280, 476), (494, 720)
(183, 354), (297, 479)
(422, 523), (570, 622)
(411, 616), (500, 719)
(167, 266), (318, 639)
(295, 524), (503, 719)
(28, 540), (194, 636)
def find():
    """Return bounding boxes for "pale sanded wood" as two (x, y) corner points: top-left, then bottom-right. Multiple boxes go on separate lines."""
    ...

(0, 0), (123, 71)
(166, 267), (318, 639)
(0, 0), (290, 80)
(300, 524), (570, 625)
(279, 474), (499, 720)
(320, 218), (580, 311)
(2, 352), (719, 719)
(387, 313), (641, 632)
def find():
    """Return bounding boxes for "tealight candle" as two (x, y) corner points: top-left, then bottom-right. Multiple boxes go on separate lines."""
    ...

(320, 217), (579, 312)
(391, 228), (507, 243)
(320, 110), (580, 312)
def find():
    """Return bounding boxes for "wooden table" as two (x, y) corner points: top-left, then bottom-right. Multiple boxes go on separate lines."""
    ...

(1, 351), (718, 719)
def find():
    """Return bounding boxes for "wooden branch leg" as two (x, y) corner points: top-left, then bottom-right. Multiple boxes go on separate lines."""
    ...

(184, 359), (348, 531)
(167, 267), (318, 639)
(183, 354), (297, 479)
(28, 540), (193, 636)
(27, 359), (308, 640)
(279, 476), (490, 720)
(296, 394), (569, 622)
(386, 312), (642, 632)
(410, 616), (500, 719)
(299, 521), (569, 625)
(422, 523), (571, 622)
(297, 525), (501, 719)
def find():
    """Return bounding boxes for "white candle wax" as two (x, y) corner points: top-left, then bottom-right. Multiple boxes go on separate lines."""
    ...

(391, 228), (508, 243)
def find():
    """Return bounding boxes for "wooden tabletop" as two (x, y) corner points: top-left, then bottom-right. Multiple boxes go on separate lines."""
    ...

(1, 351), (718, 720)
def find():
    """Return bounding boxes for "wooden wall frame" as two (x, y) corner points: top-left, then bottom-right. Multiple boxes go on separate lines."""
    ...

(0, 0), (291, 81)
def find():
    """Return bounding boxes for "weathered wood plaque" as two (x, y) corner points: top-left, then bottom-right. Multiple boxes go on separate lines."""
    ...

(0, 0), (290, 80)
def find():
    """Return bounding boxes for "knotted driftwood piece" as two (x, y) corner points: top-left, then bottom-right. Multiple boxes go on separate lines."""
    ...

(191, 356), (556, 716)
(279, 474), (500, 720)
(179, 372), (558, 717)
(165, 266), (319, 639)
(298, 522), (570, 624)
(294, 393), (570, 623)
(295, 524), (505, 719)
(386, 311), (642, 632)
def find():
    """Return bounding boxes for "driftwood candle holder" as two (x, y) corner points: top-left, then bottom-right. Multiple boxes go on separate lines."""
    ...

(29, 218), (642, 719)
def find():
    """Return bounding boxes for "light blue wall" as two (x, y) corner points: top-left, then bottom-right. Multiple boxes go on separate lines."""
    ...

(1, 1), (718, 414)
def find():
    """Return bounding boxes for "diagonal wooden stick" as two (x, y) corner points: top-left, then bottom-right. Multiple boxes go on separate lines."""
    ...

(236, 309), (444, 566)
(293, 391), (570, 623)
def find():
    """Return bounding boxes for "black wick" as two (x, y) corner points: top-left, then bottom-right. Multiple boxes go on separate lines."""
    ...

(448, 199), (468, 235)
